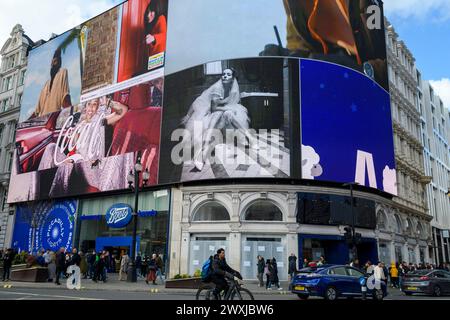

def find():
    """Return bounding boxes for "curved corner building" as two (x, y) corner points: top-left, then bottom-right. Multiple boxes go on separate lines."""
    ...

(6, 0), (434, 280)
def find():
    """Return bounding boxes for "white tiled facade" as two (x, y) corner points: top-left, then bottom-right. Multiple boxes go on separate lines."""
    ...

(0, 24), (33, 249)
(419, 79), (450, 265)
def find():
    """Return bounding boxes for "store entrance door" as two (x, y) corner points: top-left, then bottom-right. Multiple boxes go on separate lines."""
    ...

(241, 236), (287, 281)
(189, 235), (229, 276)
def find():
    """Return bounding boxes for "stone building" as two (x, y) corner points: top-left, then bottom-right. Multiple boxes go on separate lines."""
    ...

(376, 19), (433, 265)
(0, 24), (34, 249)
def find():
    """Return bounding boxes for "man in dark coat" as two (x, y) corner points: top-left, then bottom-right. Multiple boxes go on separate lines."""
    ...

(69, 248), (81, 267)
(288, 253), (298, 280)
(2, 248), (15, 281)
(55, 247), (66, 285)
(210, 248), (242, 299)
(257, 255), (265, 287)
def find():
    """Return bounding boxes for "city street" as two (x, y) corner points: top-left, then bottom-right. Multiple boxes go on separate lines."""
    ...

(0, 281), (449, 301)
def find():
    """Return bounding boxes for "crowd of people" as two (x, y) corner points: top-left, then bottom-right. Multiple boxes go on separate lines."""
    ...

(0, 247), (166, 286)
(256, 255), (283, 290)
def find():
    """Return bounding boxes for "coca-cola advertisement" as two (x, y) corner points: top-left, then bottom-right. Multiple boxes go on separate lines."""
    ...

(8, 71), (163, 203)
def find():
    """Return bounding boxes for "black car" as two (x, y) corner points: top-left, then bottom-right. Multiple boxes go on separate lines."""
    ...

(401, 269), (450, 297)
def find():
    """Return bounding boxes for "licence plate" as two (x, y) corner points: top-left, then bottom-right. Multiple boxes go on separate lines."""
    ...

(407, 287), (417, 291)
(295, 286), (306, 291)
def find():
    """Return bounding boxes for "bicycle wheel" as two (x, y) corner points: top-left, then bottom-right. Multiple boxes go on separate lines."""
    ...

(230, 288), (254, 300)
(196, 284), (216, 300)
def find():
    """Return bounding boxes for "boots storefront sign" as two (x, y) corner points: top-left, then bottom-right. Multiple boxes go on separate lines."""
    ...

(105, 203), (133, 228)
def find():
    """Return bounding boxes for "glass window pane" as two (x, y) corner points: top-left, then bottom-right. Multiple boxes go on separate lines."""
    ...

(244, 201), (282, 221)
(193, 202), (230, 221)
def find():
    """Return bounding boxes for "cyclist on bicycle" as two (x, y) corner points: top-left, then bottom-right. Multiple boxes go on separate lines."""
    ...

(210, 248), (242, 299)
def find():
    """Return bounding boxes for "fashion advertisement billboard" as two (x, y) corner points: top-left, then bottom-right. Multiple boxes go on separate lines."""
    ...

(165, 0), (388, 90)
(18, 0), (168, 123)
(159, 58), (291, 184)
(300, 59), (396, 195)
(11, 200), (77, 254)
(8, 70), (163, 203)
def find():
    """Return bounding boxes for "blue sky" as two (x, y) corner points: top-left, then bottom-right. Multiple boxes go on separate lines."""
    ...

(0, 0), (448, 108)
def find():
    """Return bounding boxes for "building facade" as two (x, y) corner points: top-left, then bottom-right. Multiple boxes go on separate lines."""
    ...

(419, 80), (450, 265)
(0, 25), (33, 249)
(376, 20), (434, 265)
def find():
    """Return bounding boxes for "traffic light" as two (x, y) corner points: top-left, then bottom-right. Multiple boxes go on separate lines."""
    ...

(344, 227), (353, 245)
(354, 232), (362, 245)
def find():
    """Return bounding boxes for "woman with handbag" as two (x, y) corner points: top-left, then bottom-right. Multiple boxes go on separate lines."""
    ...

(146, 253), (157, 285)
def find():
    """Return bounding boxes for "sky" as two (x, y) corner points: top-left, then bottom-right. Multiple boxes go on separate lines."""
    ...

(0, 0), (449, 108)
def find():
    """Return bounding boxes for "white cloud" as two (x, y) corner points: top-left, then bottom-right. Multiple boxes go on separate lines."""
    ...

(0, 0), (123, 47)
(429, 78), (450, 110)
(384, 0), (450, 22)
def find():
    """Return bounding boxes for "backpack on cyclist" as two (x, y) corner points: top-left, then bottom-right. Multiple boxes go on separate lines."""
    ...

(201, 256), (213, 281)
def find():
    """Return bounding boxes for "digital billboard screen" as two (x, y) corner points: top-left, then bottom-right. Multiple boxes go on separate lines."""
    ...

(8, 0), (395, 203)
(159, 58), (291, 184)
(300, 59), (397, 195)
(165, 0), (388, 90)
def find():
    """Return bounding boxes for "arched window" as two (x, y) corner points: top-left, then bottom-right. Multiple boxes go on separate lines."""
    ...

(244, 200), (283, 221)
(192, 201), (230, 221)
(394, 215), (403, 234)
(377, 211), (387, 230)
(405, 218), (413, 235)
(417, 222), (424, 238)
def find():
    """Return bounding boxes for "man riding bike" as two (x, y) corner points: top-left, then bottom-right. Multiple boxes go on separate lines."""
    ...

(210, 248), (242, 299)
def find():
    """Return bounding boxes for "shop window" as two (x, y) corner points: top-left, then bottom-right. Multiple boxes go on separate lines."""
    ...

(192, 201), (230, 221)
(244, 200), (282, 221)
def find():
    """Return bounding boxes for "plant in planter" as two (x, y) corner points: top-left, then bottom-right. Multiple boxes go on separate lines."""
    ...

(193, 269), (201, 278)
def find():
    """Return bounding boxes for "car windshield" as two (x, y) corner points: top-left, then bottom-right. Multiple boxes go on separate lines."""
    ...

(407, 270), (431, 276)
(297, 267), (326, 274)
(18, 113), (52, 129)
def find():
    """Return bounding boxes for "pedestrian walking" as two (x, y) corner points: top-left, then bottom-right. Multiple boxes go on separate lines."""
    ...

(118, 251), (129, 281)
(365, 261), (374, 275)
(47, 251), (56, 282)
(2, 248), (14, 282)
(155, 254), (165, 283)
(317, 256), (326, 266)
(146, 254), (157, 285)
(55, 247), (66, 285)
(80, 251), (88, 279)
(288, 253), (298, 281)
(136, 253), (142, 278)
(303, 258), (309, 268)
(270, 257), (282, 290)
(264, 259), (272, 290)
(256, 255), (265, 287)
(389, 262), (399, 288)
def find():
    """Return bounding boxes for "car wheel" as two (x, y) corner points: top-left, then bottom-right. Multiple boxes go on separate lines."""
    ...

(297, 294), (309, 300)
(324, 287), (338, 301)
(433, 285), (442, 297)
(373, 289), (384, 301)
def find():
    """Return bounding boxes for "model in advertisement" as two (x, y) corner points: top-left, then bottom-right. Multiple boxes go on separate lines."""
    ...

(144, 0), (167, 60)
(31, 48), (71, 118)
(118, 0), (168, 82)
(37, 97), (130, 196)
(181, 68), (256, 171)
(282, 0), (388, 89)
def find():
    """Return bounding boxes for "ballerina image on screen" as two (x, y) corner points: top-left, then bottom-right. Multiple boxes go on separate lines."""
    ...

(181, 68), (258, 171)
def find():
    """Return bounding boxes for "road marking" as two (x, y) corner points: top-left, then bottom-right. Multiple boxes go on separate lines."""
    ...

(0, 290), (102, 300)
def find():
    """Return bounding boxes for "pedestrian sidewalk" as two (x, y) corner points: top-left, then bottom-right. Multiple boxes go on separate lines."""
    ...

(2, 277), (292, 295)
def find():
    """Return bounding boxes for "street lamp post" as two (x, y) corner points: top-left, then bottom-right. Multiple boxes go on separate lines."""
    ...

(126, 152), (150, 283)
(343, 182), (360, 262)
